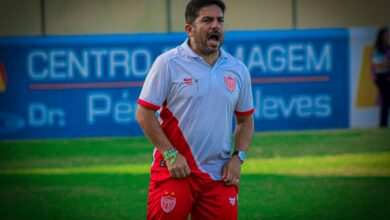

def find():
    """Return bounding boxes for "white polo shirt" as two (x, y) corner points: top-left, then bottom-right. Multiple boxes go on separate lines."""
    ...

(138, 39), (254, 180)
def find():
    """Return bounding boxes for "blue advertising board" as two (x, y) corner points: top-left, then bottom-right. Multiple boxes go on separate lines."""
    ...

(223, 29), (349, 131)
(0, 29), (349, 139)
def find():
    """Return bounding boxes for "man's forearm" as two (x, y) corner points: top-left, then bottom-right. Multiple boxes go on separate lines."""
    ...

(136, 104), (191, 178)
(135, 105), (174, 153)
(233, 115), (254, 152)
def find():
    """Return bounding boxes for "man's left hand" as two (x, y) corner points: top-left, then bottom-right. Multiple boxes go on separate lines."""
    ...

(221, 155), (241, 186)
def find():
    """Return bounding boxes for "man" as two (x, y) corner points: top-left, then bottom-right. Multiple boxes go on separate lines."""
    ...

(371, 27), (390, 127)
(136, 0), (254, 219)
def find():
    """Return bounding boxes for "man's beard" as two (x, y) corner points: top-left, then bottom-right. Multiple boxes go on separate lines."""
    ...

(193, 32), (224, 55)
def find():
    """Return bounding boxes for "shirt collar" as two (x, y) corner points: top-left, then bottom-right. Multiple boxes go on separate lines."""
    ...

(181, 38), (228, 60)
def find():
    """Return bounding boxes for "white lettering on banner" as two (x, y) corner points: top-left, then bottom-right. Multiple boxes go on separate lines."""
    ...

(110, 49), (130, 78)
(27, 48), (152, 80)
(87, 91), (136, 125)
(90, 50), (107, 78)
(253, 89), (332, 120)
(114, 92), (134, 123)
(307, 43), (332, 72)
(132, 49), (151, 77)
(27, 43), (331, 80)
(69, 50), (89, 79)
(247, 46), (267, 72)
(88, 93), (111, 124)
(268, 45), (285, 72)
(28, 50), (48, 79)
(28, 103), (66, 127)
(288, 44), (304, 72)
(50, 50), (67, 79)
(234, 43), (332, 74)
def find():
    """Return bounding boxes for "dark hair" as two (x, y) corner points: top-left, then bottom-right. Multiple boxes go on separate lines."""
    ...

(374, 27), (389, 53)
(185, 0), (226, 24)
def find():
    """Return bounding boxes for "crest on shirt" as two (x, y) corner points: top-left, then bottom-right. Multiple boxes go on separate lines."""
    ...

(183, 77), (193, 85)
(224, 74), (236, 92)
(229, 197), (236, 206)
(161, 191), (176, 213)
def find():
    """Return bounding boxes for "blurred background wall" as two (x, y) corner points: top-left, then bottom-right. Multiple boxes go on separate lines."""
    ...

(1, 0), (390, 36)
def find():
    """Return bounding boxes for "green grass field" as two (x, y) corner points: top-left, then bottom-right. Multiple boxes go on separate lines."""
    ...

(0, 128), (389, 219)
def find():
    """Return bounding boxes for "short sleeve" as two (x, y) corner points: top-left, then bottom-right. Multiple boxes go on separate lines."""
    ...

(235, 66), (254, 116)
(138, 56), (170, 110)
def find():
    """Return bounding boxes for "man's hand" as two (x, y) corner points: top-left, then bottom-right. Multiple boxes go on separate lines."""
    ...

(166, 153), (191, 178)
(221, 156), (241, 186)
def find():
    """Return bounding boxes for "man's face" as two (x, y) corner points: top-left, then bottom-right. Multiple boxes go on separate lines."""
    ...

(187, 4), (225, 56)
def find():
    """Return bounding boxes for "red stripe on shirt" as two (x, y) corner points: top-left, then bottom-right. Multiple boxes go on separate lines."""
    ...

(235, 108), (255, 116)
(137, 99), (161, 110)
(150, 105), (212, 181)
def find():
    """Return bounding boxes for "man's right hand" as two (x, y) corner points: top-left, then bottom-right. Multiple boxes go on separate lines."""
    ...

(166, 153), (191, 178)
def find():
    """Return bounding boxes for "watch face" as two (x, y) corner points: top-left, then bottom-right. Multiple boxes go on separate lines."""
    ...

(238, 151), (246, 161)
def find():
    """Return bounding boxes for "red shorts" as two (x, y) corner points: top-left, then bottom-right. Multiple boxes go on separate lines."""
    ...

(146, 170), (238, 220)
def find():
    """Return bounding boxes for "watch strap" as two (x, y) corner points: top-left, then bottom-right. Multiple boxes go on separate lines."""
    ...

(232, 150), (246, 164)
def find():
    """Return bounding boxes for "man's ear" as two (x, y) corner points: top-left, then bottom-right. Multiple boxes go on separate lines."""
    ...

(185, 23), (193, 36)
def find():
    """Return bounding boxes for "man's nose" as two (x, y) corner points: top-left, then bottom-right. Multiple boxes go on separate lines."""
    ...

(210, 20), (222, 29)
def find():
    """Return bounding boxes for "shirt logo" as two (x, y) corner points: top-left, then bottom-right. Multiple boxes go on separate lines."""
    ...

(229, 197), (236, 206)
(183, 77), (193, 85)
(224, 75), (236, 92)
(161, 192), (176, 213)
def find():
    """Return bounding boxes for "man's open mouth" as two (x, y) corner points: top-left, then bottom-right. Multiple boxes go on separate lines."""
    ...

(208, 33), (221, 42)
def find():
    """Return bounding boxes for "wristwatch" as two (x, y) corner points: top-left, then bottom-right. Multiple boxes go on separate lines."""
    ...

(232, 150), (246, 164)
